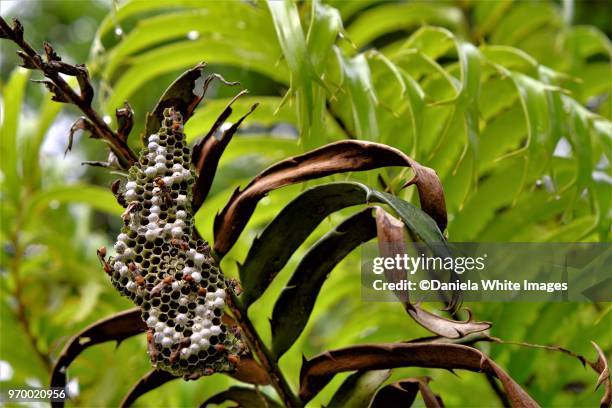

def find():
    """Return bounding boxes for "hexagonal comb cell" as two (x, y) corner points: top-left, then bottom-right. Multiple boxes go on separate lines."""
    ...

(107, 108), (243, 378)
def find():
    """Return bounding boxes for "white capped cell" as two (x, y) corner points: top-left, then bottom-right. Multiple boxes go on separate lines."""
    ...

(125, 190), (137, 201)
(154, 162), (166, 173)
(150, 206), (161, 214)
(190, 332), (202, 343)
(179, 296), (189, 306)
(119, 265), (129, 276)
(191, 272), (202, 283)
(154, 332), (164, 344)
(177, 195), (187, 205)
(195, 305), (206, 316)
(199, 338), (210, 349)
(213, 298), (225, 308)
(148, 142), (159, 151)
(126, 281), (137, 291)
(163, 327), (174, 336)
(114, 241), (126, 253)
(155, 322), (165, 332)
(200, 328), (211, 338)
(172, 163), (183, 173)
(215, 289), (226, 300)
(148, 134), (159, 143)
(144, 166), (157, 178)
(155, 154), (166, 164)
(176, 314), (188, 325)
(161, 337), (173, 348)
(171, 227), (183, 237)
(193, 253), (205, 266)
(175, 210), (187, 219)
(210, 326), (222, 336)
(146, 316), (158, 326)
(145, 229), (157, 241)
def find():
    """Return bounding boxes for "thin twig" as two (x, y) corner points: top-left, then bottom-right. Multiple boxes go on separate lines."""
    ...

(0, 17), (137, 169)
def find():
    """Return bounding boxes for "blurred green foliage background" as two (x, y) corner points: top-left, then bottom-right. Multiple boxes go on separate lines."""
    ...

(1, 0), (610, 406)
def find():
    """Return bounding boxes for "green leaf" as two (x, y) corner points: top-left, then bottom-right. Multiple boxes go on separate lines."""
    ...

(338, 53), (379, 140)
(239, 182), (445, 308)
(346, 2), (467, 48)
(23, 184), (123, 227)
(101, 5), (278, 80)
(184, 97), (297, 142)
(268, 0), (327, 150)
(0, 67), (29, 203)
(270, 207), (377, 358)
(104, 38), (288, 114)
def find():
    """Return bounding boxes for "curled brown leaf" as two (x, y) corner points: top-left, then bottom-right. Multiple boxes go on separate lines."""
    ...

(214, 140), (447, 256)
(299, 342), (538, 407)
(375, 207), (491, 338)
(50, 308), (146, 407)
(589, 341), (611, 408)
(120, 369), (178, 408)
(192, 94), (257, 210)
(371, 377), (443, 408)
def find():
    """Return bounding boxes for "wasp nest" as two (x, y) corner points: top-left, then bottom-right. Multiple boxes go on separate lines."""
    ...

(103, 107), (242, 378)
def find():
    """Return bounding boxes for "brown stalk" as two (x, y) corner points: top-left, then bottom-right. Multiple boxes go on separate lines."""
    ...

(0, 17), (137, 169)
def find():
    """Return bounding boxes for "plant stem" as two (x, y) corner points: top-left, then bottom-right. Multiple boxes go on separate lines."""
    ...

(9, 223), (52, 372)
(227, 292), (302, 407)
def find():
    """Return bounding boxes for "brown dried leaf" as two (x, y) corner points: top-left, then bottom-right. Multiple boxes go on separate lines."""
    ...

(214, 140), (447, 256)
(120, 369), (178, 408)
(32, 79), (70, 103)
(50, 308), (146, 406)
(191, 93), (256, 210)
(75, 64), (94, 105)
(66, 117), (96, 156)
(115, 101), (134, 141)
(16, 50), (37, 69)
(118, 357), (268, 408)
(200, 386), (282, 408)
(143, 63), (239, 142)
(371, 377), (443, 408)
(589, 341), (611, 408)
(231, 356), (271, 386)
(299, 342), (538, 406)
(375, 207), (491, 338)
(43, 41), (61, 61)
